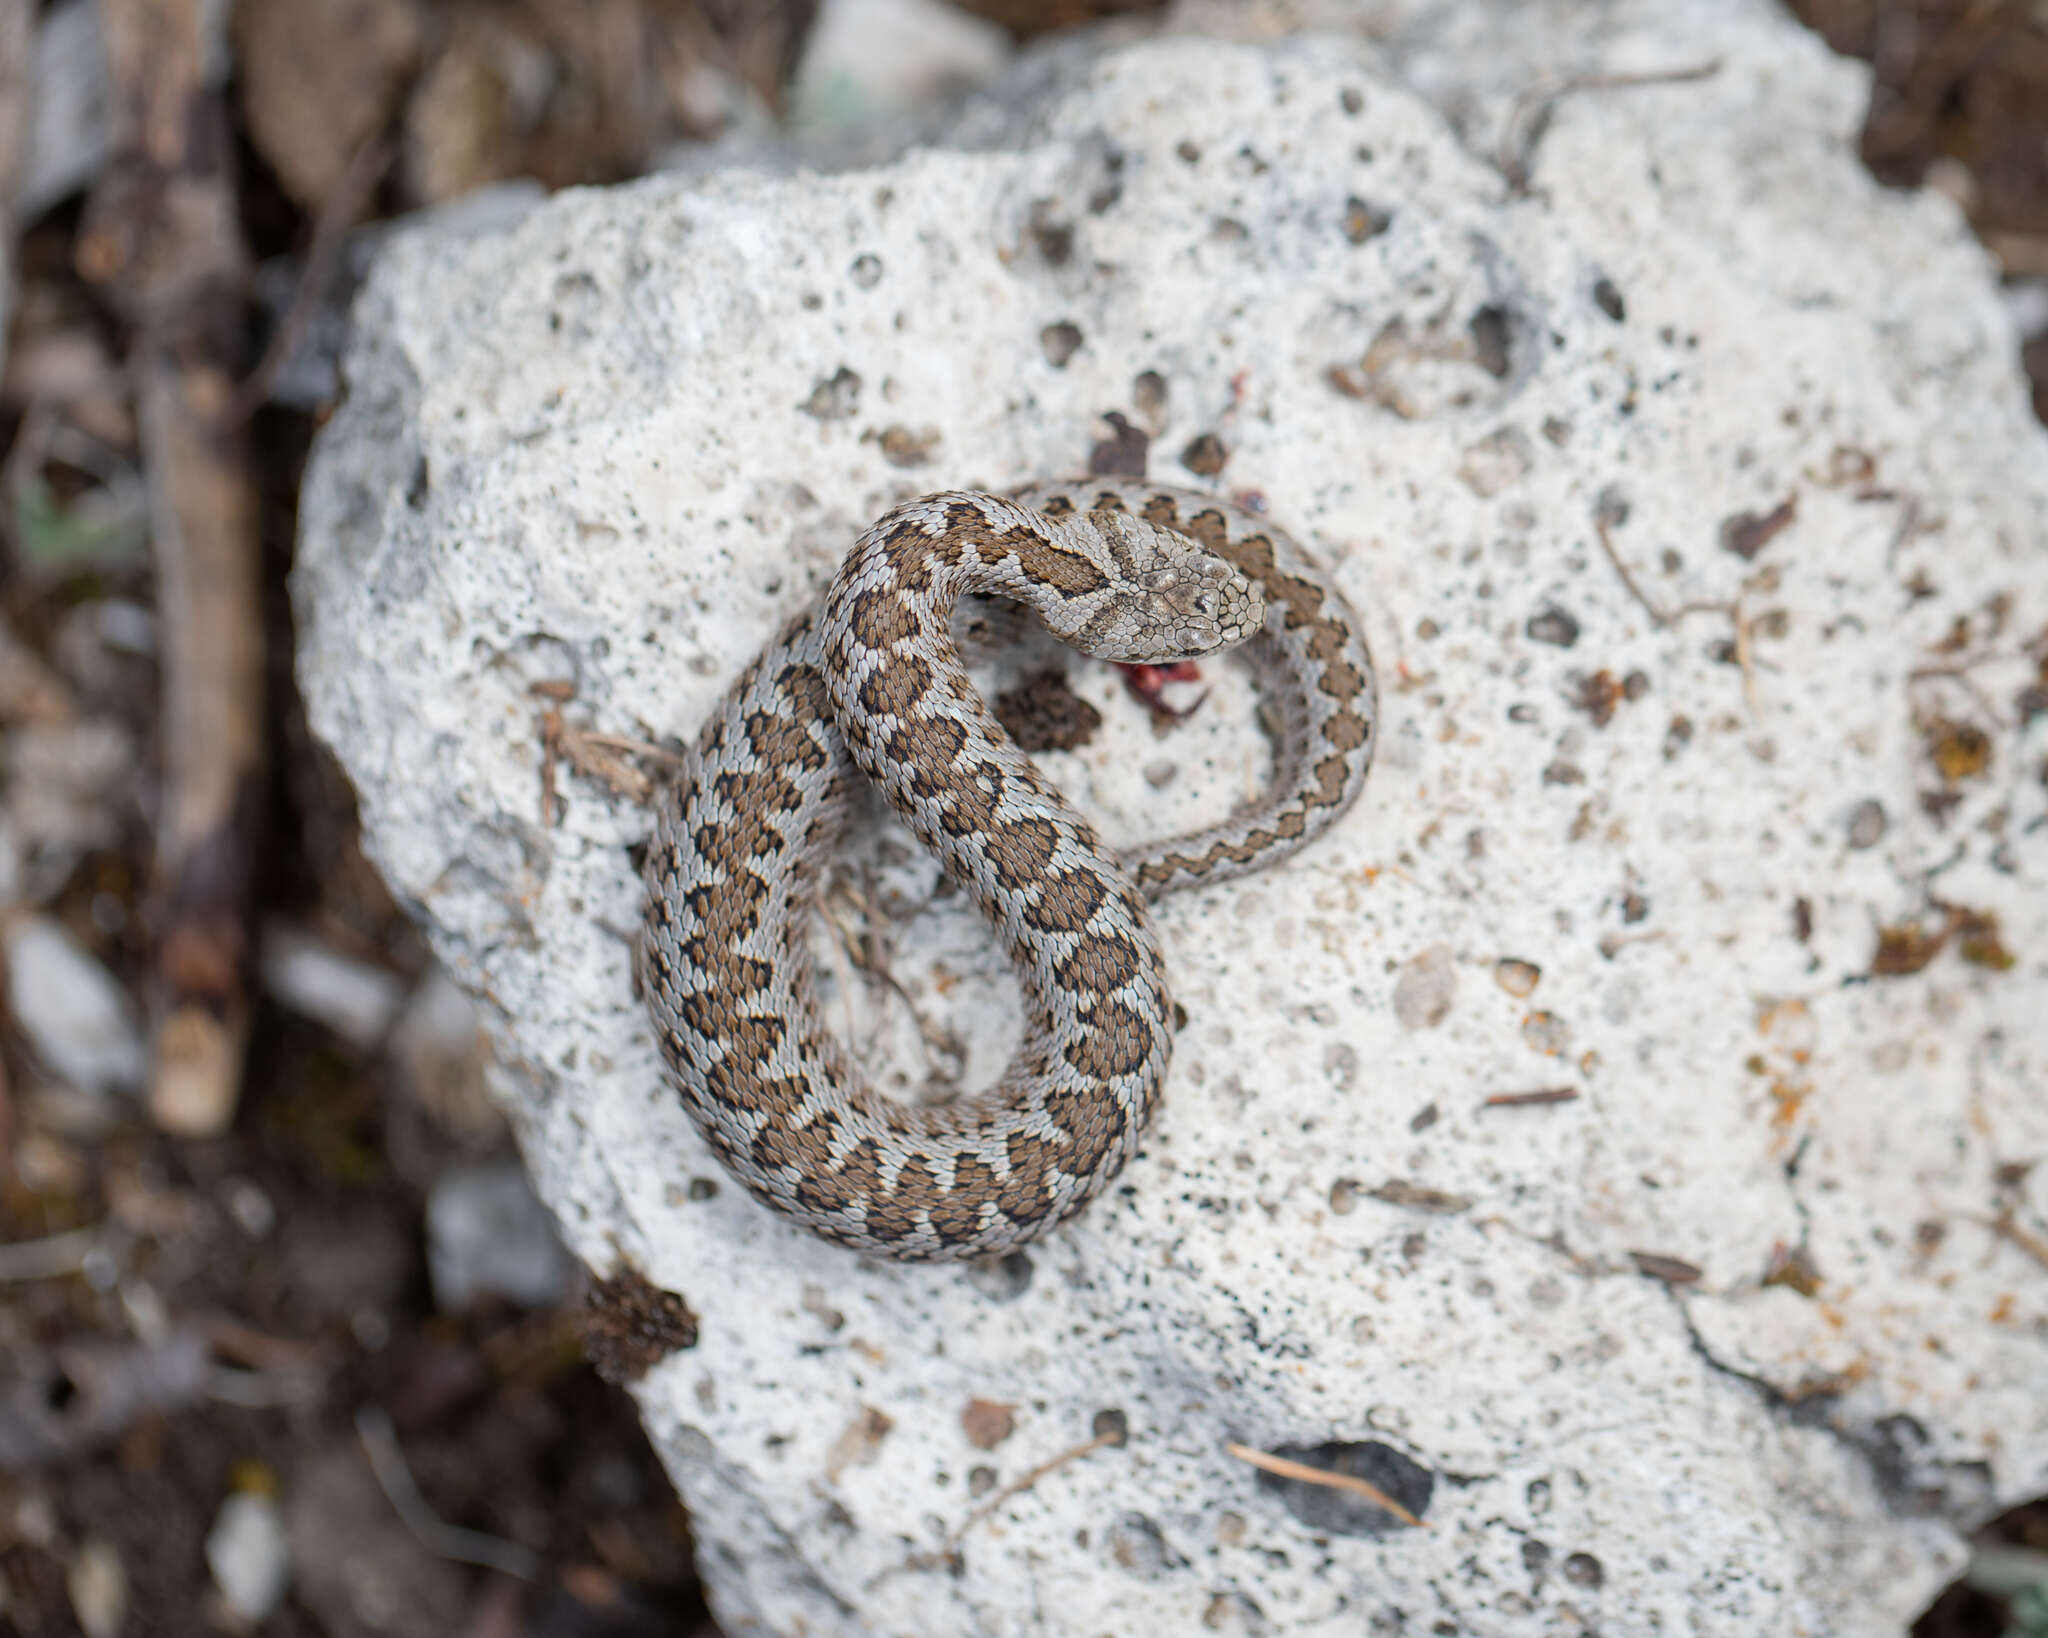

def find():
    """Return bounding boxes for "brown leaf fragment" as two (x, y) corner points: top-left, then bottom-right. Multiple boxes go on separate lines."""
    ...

(1926, 717), (1992, 782)
(1871, 920), (1945, 976)
(1719, 496), (1797, 560)
(1088, 410), (1149, 477)
(1567, 669), (1625, 726)
(1179, 431), (1227, 477)
(1992, 1212), (2048, 1274)
(877, 425), (940, 467)
(232, 0), (422, 207)
(1993, 1160), (2037, 1193)
(1629, 1251), (1703, 1286)
(1955, 909), (2016, 971)
(825, 1406), (894, 1483)
(1327, 363), (1371, 398)
(0, 618), (79, 724)
(993, 668), (1101, 753)
(961, 1398), (1016, 1450)
(1761, 1242), (1821, 1297)
(582, 1268), (698, 1384)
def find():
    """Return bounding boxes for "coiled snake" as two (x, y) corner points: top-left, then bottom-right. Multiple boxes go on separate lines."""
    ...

(640, 482), (1376, 1260)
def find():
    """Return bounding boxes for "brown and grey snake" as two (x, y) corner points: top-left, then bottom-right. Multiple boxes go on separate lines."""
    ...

(640, 482), (1376, 1260)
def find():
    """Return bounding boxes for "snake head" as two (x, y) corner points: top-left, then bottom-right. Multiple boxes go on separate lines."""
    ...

(1052, 510), (1264, 663)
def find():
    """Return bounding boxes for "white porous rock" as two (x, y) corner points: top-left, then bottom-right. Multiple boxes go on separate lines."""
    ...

(294, 5), (2048, 1635)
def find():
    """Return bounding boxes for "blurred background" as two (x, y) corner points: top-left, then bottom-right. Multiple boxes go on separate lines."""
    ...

(0, 1), (2041, 1634)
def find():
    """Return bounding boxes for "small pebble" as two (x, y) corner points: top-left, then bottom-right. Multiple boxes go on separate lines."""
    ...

(259, 920), (405, 1048)
(67, 1537), (127, 1638)
(207, 1491), (292, 1622)
(425, 1163), (576, 1311)
(4, 916), (146, 1094)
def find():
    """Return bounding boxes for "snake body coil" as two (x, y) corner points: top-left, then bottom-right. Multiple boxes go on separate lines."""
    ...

(641, 483), (1376, 1260)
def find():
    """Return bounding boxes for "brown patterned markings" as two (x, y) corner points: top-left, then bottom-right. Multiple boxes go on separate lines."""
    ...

(844, 581), (918, 649)
(750, 1097), (838, 1177)
(1088, 489), (1130, 514)
(1052, 928), (1145, 997)
(884, 715), (971, 799)
(802, 771), (855, 851)
(954, 504), (1111, 596)
(856, 647), (934, 721)
(927, 1153), (997, 1242)
(996, 1127), (1055, 1223)
(1134, 828), (1287, 890)
(674, 942), (771, 1005)
(943, 756), (1006, 840)
(1035, 493), (1077, 518)
(1138, 493), (1180, 529)
(1021, 864), (1109, 934)
(1040, 1083), (1125, 1178)
(1310, 750), (1358, 810)
(1177, 506), (1231, 554)
(793, 1131), (884, 1221)
(681, 871), (770, 945)
(1324, 704), (1372, 750)
(746, 692), (831, 774)
(705, 1010), (788, 1079)
(1062, 999), (1157, 1082)
(1009, 537), (1109, 597)
(860, 1153), (935, 1244)
(986, 811), (1061, 890)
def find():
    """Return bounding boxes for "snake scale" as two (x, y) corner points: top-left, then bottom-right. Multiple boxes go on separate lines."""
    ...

(640, 481), (1377, 1260)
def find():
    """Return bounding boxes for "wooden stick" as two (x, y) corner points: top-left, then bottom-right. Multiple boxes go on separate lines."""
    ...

(82, 0), (263, 1135)
(0, 0), (31, 380)
(1223, 1441), (1427, 1528)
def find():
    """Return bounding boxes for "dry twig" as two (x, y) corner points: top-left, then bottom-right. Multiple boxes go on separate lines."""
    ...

(80, 0), (265, 1136)
(1223, 1442), (1427, 1529)
(354, 1407), (543, 1581)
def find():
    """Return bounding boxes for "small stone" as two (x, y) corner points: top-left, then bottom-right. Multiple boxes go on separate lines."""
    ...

(1343, 196), (1391, 244)
(1457, 426), (1534, 497)
(1525, 607), (1580, 648)
(1720, 498), (1797, 560)
(878, 425), (941, 467)
(1180, 432), (1227, 476)
(1494, 959), (1541, 998)
(207, 1491), (292, 1622)
(425, 1162), (576, 1312)
(1040, 321), (1084, 367)
(390, 968), (498, 1141)
(1846, 798), (1886, 850)
(1392, 945), (1456, 1030)
(799, 366), (861, 419)
(961, 1398), (1016, 1449)
(259, 920), (406, 1048)
(5, 917), (146, 1094)
(67, 1538), (126, 1638)
(1132, 369), (1168, 426)
(1522, 1011), (1572, 1056)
